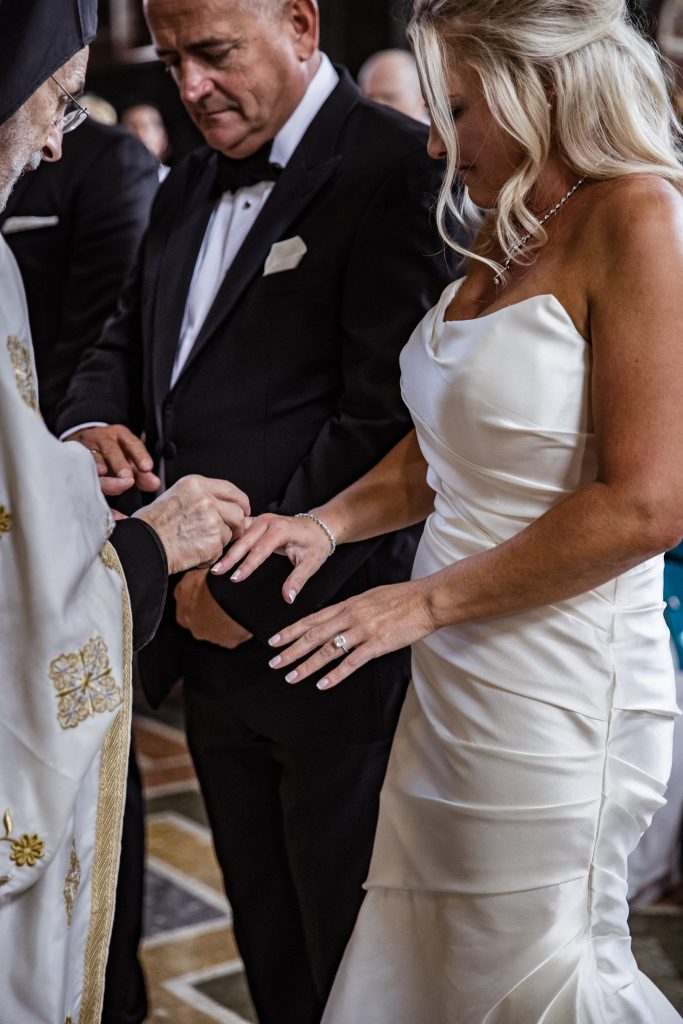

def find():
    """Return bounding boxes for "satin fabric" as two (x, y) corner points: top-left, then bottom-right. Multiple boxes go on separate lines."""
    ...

(322, 280), (681, 1023)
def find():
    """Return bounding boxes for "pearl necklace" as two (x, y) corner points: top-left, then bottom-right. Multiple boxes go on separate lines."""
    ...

(493, 176), (587, 286)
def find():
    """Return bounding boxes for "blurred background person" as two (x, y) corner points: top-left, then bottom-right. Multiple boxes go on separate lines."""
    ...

(80, 90), (118, 125)
(121, 100), (171, 180)
(0, 116), (158, 431)
(358, 48), (429, 123)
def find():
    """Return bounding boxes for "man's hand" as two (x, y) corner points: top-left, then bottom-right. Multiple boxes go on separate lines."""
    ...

(68, 425), (160, 496)
(175, 569), (253, 649)
(134, 475), (251, 574)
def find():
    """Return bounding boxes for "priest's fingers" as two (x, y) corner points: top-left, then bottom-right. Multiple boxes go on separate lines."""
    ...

(134, 475), (250, 573)
(202, 479), (251, 518)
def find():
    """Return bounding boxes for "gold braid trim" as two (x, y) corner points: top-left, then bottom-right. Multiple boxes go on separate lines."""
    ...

(78, 543), (133, 1024)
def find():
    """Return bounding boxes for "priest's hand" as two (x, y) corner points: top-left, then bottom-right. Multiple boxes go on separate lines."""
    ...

(68, 424), (160, 496)
(174, 569), (253, 649)
(134, 475), (251, 574)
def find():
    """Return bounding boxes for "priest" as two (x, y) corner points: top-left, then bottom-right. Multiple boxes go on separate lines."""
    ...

(0, 3), (249, 1020)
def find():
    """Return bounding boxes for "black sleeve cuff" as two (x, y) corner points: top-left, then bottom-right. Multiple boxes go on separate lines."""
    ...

(110, 517), (168, 650)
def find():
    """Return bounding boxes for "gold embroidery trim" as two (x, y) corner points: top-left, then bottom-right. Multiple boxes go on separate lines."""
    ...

(79, 543), (133, 1024)
(50, 636), (122, 730)
(0, 505), (11, 538)
(64, 836), (81, 927)
(1, 808), (46, 868)
(99, 541), (118, 572)
(7, 335), (38, 411)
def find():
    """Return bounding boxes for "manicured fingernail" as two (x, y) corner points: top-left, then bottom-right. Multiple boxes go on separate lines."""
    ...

(268, 634), (281, 646)
(285, 670), (298, 683)
(287, 590), (297, 604)
(269, 655), (282, 668)
(317, 678), (331, 690)
(211, 562), (223, 574)
(230, 569), (242, 581)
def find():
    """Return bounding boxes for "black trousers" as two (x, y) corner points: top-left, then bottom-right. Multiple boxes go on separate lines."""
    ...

(101, 744), (148, 1024)
(184, 680), (398, 1024)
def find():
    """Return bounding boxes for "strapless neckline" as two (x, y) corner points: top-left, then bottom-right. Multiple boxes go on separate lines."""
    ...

(440, 277), (584, 341)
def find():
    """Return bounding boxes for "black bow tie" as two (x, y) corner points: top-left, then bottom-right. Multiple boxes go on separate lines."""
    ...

(214, 143), (282, 194)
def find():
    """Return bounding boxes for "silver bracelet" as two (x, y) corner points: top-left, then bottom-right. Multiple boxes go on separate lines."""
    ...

(295, 512), (336, 556)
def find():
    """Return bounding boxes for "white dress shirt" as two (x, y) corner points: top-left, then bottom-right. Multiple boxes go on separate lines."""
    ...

(170, 53), (338, 387)
(62, 54), (339, 437)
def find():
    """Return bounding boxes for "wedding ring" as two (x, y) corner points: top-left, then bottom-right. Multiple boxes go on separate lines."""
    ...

(333, 634), (350, 656)
(88, 448), (100, 455)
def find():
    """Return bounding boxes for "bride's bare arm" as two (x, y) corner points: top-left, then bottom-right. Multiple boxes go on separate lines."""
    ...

(212, 430), (433, 594)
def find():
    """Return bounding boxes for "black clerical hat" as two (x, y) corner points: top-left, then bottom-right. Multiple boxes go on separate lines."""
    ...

(0, 0), (97, 125)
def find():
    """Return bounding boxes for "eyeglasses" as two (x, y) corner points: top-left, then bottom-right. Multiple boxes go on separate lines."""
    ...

(49, 74), (89, 134)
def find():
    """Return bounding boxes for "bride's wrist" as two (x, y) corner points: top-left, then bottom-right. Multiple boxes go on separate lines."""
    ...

(295, 510), (338, 556)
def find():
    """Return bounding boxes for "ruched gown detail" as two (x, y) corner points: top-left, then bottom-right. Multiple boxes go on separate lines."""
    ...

(322, 280), (681, 1023)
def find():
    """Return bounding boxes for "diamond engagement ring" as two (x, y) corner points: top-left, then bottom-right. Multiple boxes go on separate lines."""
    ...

(333, 634), (351, 656)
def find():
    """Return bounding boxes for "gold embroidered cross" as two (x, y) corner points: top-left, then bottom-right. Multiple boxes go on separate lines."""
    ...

(49, 636), (122, 730)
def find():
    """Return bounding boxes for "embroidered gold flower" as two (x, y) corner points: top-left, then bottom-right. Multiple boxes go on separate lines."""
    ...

(50, 636), (122, 730)
(0, 505), (10, 540)
(63, 837), (81, 927)
(1, 810), (46, 876)
(7, 335), (39, 411)
(9, 833), (45, 867)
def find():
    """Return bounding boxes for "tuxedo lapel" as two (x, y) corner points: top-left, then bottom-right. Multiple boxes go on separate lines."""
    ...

(151, 154), (217, 430)
(173, 68), (360, 385)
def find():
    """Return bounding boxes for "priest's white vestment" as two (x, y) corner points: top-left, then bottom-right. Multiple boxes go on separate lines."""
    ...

(0, 235), (132, 1024)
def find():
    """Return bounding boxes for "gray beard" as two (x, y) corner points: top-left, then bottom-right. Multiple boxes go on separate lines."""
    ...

(0, 106), (42, 214)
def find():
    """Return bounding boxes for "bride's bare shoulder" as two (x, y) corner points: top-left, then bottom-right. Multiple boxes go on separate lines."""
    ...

(579, 174), (683, 276)
(585, 174), (683, 242)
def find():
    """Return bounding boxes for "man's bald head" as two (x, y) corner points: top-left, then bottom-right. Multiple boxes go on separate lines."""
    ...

(358, 49), (428, 124)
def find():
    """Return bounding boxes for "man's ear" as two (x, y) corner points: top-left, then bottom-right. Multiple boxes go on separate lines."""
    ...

(288, 0), (320, 62)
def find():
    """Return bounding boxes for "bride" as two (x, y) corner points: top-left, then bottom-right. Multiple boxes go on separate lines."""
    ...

(215, 0), (683, 1019)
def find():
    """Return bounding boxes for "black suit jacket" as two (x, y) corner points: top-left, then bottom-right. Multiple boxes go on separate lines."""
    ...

(0, 120), (158, 431)
(58, 71), (457, 733)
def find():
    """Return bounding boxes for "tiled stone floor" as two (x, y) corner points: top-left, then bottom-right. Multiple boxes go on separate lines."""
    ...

(135, 691), (683, 1022)
(135, 702), (257, 1024)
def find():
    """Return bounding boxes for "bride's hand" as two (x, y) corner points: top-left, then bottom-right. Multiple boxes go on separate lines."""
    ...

(210, 512), (333, 604)
(266, 581), (435, 690)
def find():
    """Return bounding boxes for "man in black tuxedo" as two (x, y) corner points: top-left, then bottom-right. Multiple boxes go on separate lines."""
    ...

(0, 118), (158, 432)
(57, 1), (455, 1020)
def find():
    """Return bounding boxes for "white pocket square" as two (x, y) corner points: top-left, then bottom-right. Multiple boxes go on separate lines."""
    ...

(263, 236), (307, 276)
(2, 215), (59, 235)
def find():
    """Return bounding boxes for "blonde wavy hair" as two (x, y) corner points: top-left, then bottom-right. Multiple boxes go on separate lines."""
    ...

(407, 0), (683, 273)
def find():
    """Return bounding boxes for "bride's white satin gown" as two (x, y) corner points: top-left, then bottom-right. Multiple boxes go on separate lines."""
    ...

(322, 280), (681, 1023)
